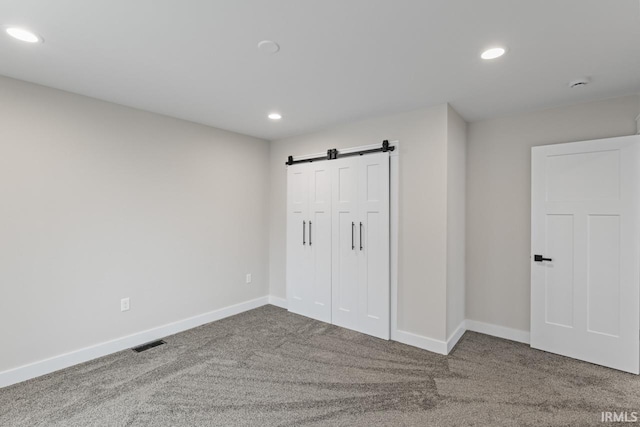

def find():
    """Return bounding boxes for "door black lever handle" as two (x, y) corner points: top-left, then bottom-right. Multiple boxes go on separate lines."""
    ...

(534, 254), (552, 262)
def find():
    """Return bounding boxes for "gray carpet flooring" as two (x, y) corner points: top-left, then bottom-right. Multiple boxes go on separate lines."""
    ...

(1, 305), (639, 426)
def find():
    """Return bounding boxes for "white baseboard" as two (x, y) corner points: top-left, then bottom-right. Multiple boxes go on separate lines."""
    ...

(393, 329), (448, 355)
(267, 295), (287, 309)
(465, 319), (530, 344)
(0, 296), (269, 389)
(446, 321), (467, 353)
(393, 320), (466, 356)
(393, 318), (530, 356)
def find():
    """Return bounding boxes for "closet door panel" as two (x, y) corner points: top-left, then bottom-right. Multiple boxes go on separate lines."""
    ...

(331, 158), (359, 330)
(286, 164), (310, 316)
(358, 153), (390, 339)
(308, 164), (332, 322)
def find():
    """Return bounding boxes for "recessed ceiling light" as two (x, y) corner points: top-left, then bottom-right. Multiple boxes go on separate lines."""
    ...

(481, 47), (505, 60)
(268, 113), (282, 120)
(5, 27), (42, 43)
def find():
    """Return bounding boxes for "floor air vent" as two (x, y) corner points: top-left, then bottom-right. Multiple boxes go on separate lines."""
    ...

(133, 340), (166, 353)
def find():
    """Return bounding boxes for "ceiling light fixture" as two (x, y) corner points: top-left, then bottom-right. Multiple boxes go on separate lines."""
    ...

(268, 113), (282, 120)
(481, 47), (505, 60)
(258, 40), (280, 55)
(5, 27), (42, 43)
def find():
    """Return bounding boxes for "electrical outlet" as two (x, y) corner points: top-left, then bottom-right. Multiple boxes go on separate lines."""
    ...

(246, 273), (252, 284)
(121, 297), (130, 312)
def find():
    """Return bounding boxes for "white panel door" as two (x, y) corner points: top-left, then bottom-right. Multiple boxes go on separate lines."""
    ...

(531, 135), (640, 374)
(286, 163), (310, 317)
(307, 162), (332, 322)
(331, 157), (360, 330)
(358, 153), (390, 339)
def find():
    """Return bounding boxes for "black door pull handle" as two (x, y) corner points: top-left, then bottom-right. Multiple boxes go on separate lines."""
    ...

(534, 254), (552, 262)
(351, 222), (355, 250)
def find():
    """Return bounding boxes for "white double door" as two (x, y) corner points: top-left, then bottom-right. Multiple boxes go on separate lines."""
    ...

(286, 152), (390, 339)
(531, 135), (640, 374)
(286, 160), (332, 323)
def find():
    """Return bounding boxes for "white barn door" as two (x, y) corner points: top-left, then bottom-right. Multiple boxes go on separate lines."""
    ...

(531, 135), (640, 374)
(308, 162), (332, 323)
(286, 162), (332, 322)
(331, 157), (360, 330)
(331, 153), (390, 339)
(286, 163), (311, 317)
(357, 153), (390, 339)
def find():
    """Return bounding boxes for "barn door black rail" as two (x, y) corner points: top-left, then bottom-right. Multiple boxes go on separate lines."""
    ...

(285, 140), (395, 166)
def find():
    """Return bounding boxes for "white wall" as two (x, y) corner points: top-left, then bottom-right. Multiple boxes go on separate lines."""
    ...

(269, 105), (455, 341)
(446, 105), (466, 338)
(466, 94), (640, 333)
(7, 70), (633, 379)
(0, 76), (270, 373)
